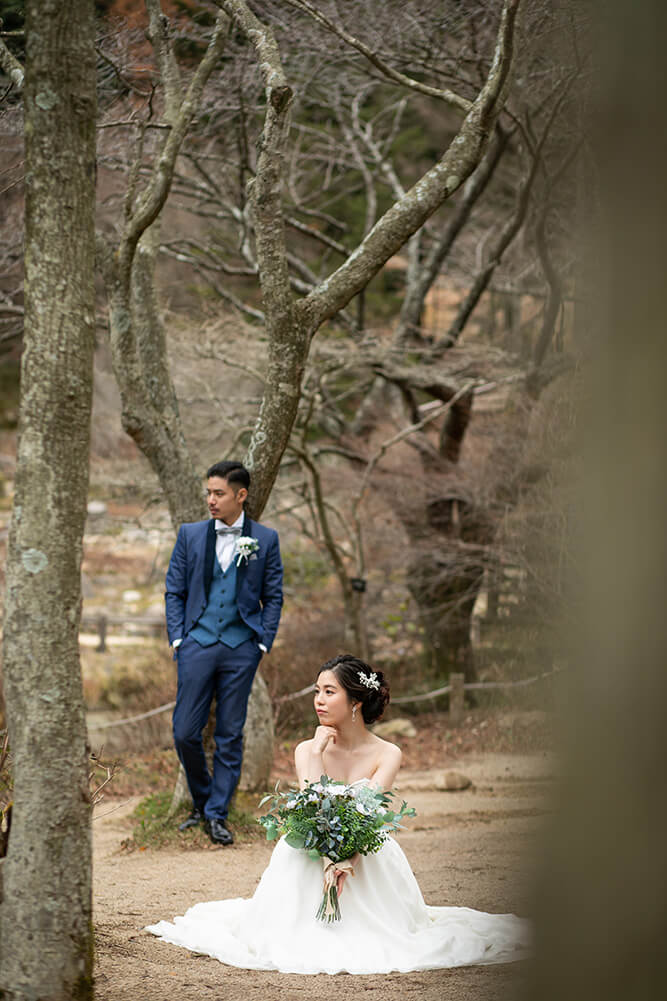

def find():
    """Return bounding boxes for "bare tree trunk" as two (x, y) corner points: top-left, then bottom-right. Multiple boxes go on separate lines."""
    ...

(0, 1), (96, 997)
(98, 5), (228, 530)
(102, 225), (207, 530)
(345, 587), (370, 661)
(407, 548), (484, 684)
(215, 1), (303, 519)
(104, 0), (521, 528)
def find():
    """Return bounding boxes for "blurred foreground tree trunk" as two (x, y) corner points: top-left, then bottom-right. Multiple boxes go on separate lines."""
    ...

(0, 1), (96, 998)
(523, 3), (667, 998)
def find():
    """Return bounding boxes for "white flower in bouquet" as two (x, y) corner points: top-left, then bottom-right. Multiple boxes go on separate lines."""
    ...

(329, 784), (350, 797)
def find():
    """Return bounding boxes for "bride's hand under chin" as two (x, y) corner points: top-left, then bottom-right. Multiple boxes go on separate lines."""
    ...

(312, 725), (337, 754)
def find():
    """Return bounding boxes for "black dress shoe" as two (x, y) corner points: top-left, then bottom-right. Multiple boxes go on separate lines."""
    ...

(206, 818), (234, 845)
(178, 808), (204, 832)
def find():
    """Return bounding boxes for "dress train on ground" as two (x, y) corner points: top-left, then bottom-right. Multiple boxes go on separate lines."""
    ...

(146, 834), (530, 974)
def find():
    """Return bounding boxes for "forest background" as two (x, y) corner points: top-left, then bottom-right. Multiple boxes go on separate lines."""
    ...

(0, 0), (583, 703)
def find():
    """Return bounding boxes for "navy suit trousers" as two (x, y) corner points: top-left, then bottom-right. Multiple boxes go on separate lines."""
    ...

(172, 635), (262, 820)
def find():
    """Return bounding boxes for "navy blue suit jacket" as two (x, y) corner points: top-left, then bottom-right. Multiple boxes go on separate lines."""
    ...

(165, 514), (283, 652)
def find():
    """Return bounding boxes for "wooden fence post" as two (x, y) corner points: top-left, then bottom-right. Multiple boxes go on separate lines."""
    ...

(450, 673), (465, 725)
(96, 614), (107, 653)
(471, 614), (481, 646)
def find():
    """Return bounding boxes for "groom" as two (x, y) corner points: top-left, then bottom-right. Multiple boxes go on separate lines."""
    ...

(165, 460), (283, 845)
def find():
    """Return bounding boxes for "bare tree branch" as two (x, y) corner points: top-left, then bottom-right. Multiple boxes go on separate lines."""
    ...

(213, 0), (294, 328)
(145, 0), (183, 119)
(285, 214), (348, 255)
(95, 43), (151, 98)
(116, 10), (228, 290)
(97, 9), (232, 529)
(438, 71), (576, 351)
(282, 0), (472, 113)
(397, 123), (512, 346)
(297, 0), (521, 332)
(0, 38), (24, 92)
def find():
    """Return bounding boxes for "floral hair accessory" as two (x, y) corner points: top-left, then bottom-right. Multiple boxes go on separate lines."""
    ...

(358, 670), (380, 691)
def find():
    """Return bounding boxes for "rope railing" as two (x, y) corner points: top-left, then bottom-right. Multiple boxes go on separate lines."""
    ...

(87, 700), (176, 730)
(274, 683), (316, 704)
(86, 669), (560, 731)
(275, 668), (559, 706)
(392, 668), (561, 704)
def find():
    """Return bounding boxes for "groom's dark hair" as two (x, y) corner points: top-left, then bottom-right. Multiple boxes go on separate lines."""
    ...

(206, 460), (250, 491)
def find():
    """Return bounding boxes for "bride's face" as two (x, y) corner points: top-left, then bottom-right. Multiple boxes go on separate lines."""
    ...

(314, 670), (352, 728)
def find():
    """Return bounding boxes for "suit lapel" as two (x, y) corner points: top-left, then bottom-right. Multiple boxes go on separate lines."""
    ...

(203, 519), (216, 601)
(235, 513), (252, 599)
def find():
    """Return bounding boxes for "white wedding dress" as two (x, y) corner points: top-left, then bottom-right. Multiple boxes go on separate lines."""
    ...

(146, 781), (530, 975)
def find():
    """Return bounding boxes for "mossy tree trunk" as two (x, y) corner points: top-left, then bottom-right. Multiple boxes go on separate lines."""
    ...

(0, 1), (97, 997)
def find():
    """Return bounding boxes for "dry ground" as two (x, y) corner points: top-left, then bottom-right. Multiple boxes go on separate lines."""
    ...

(93, 750), (554, 1001)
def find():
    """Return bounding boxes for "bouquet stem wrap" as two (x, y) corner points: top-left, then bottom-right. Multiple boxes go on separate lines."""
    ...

(317, 856), (355, 922)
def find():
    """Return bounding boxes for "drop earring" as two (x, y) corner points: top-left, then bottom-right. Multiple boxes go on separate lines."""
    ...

(352, 704), (358, 722)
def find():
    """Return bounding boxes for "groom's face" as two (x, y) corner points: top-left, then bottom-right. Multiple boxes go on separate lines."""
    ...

(206, 476), (247, 525)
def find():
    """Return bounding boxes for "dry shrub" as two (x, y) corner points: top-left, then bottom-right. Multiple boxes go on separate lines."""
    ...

(80, 640), (175, 712)
(263, 597), (347, 737)
(99, 747), (180, 799)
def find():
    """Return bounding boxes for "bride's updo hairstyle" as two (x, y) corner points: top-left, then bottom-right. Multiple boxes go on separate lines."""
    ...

(319, 654), (390, 725)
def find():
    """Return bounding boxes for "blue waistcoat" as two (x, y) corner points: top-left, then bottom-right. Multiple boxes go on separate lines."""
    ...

(189, 556), (255, 648)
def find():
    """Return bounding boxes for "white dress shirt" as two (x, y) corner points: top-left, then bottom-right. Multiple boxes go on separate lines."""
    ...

(215, 512), (244, 572)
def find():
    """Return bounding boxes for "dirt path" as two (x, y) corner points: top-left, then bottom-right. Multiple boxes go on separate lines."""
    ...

(93, 752), (554, 1001)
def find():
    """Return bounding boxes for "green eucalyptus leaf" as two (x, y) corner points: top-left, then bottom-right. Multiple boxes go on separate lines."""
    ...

(285, 832), (306, 850)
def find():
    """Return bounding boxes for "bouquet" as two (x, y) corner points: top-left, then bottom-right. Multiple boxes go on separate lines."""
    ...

(258, 775), (416, 922)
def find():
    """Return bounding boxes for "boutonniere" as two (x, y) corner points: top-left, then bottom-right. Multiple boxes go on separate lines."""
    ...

(235, 536), (259, 566)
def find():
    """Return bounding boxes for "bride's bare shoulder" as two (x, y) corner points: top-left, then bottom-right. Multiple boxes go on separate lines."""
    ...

(367, 734), (402, 788)
(294, 738), (314, 761)
(371, 734), (402, 763)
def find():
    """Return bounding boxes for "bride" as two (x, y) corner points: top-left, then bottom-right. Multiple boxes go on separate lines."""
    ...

(146, 654), (530, 974)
